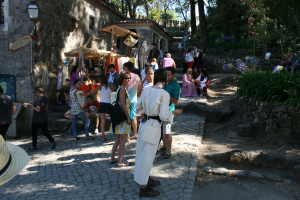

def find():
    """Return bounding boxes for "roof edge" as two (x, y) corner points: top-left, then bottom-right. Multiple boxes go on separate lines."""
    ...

(115, 19), (173, 39)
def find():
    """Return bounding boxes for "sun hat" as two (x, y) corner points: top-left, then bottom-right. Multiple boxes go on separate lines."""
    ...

(0, 135), (29, 186)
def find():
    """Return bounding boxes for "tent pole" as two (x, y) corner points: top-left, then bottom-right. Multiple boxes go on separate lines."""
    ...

(111, 25), (114, 51)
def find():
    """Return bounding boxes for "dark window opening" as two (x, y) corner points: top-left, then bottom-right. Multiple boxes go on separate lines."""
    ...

(0, 0), (4, 25)
(89, 16), (95, 30)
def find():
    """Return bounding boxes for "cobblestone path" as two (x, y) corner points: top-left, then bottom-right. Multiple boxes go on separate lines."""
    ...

(1, 114), (204, 200)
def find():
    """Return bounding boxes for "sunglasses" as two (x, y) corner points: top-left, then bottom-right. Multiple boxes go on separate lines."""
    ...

(125, 77), (131, 80)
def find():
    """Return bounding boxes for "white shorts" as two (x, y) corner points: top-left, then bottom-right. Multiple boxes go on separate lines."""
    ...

(162, 121), (172, 135)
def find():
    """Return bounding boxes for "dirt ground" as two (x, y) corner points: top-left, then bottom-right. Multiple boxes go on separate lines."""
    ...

(191, 76), (300, 200)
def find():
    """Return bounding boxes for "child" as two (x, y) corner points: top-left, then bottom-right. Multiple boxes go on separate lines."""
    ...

(178, 41), (182, 53)
(86, 95), (100, 134)
(150, 58), (159, 70)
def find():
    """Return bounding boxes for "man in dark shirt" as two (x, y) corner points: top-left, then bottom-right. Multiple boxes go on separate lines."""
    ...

(108, 64), (119, 91)
(147, 43), (160, 63)
(0, 86), (16, 139)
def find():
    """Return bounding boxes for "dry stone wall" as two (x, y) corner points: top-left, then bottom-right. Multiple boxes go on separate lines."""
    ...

(239, 98), (300, 143)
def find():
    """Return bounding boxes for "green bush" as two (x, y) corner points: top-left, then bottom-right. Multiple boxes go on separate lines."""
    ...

(236, 71), (300, 108)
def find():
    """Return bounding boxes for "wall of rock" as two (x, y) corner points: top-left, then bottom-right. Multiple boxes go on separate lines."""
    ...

(239, 98), (300, 143)
(33, 0), (125, 108)
(0, 0), (125, 134)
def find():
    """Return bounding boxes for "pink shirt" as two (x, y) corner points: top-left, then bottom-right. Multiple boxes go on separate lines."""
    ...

(162, 58), (175, 69)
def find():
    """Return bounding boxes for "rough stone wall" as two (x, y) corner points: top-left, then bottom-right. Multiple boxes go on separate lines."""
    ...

(33, 0), (124, 108)
(0, 0), (124, 134)
(0, 0), (35, 133)
(239, 98), (300, 143)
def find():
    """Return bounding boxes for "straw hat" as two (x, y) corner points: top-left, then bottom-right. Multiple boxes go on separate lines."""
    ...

(0, 135), (29, 186)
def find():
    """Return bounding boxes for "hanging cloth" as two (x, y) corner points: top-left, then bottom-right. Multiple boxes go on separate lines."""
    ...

(41, 66), (49, 86)
(62, 65), (68, 85)
(57, 67), (63, 90)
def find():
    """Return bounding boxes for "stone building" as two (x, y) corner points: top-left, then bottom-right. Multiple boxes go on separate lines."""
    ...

(0, 0), (126, 133)
(115, 19), (172, 52)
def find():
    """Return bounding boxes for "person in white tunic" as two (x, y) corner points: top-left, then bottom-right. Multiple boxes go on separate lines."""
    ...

(134, 69), (182, 197)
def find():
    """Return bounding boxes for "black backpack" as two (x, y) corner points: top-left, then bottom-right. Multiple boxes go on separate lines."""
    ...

(110, 88), (128, 133)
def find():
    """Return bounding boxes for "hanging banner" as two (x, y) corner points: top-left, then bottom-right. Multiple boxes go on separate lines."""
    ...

(8, 35), (35, 51)
(124, 35), (138, 47)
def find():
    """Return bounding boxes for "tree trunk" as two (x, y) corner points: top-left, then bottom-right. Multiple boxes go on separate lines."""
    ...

(122, 0), (124, 14)
(190, 0), (196, 36)
(222, 0), (230, 37)
(197, 0), (209, 50)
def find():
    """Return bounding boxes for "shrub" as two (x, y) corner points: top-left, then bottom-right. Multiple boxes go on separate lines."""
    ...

(236, 71), (300, 108)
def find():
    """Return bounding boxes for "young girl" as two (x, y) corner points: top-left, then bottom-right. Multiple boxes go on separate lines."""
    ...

(150, 58), (159, 70)
(196, 70), (209, 96)
(138, 67), (154, 96)
(186, 49), (195, 69)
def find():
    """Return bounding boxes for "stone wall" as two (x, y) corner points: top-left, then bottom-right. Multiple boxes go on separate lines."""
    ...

(0, 0), (124, 134)
(0, 0), (36, 133)
(239, 98), (300, 143)
(33, 0), (125, 108)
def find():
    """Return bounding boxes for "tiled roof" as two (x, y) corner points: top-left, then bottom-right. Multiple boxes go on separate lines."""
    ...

(115, 19), (172, 39)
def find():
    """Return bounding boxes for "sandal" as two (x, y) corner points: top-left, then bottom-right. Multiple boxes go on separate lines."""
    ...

(118, 162), (128, 168)
(102, 138), (108, 142)
(28, 147), (37, 150)
(110, 159), (118, 164)
(74, 137), (81, 141)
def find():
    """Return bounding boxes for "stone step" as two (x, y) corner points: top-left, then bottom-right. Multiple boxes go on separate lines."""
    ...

(207, 88), (236, 97)
(176, 96), (207, 110)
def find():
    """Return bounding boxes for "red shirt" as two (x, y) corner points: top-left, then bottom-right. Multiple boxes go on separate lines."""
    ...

(86, 101), (99, 113)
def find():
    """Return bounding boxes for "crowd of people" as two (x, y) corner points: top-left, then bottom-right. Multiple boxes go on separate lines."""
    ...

(0, 40), (208, 197)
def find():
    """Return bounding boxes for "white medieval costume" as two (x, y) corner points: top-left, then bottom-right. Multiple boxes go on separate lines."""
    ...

(134, 87), (173, 185)
(139, 41), (148, 71)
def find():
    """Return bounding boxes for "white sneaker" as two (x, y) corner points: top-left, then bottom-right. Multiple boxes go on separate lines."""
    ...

(199, 94), (203, 96)
(94, 128), (99, 134)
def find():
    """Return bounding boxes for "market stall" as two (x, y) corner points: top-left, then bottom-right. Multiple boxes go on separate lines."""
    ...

(64, 46), (124, 101)
(99, 25), (143, 71)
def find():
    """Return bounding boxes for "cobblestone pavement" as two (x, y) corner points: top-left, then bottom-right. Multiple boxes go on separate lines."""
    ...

(1, 113), (205, 200)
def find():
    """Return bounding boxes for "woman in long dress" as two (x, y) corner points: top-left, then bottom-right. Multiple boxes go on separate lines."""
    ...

(180, 68), (198, 97)
(110, 71), (132, 167)
(134, 69), (182, 197)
